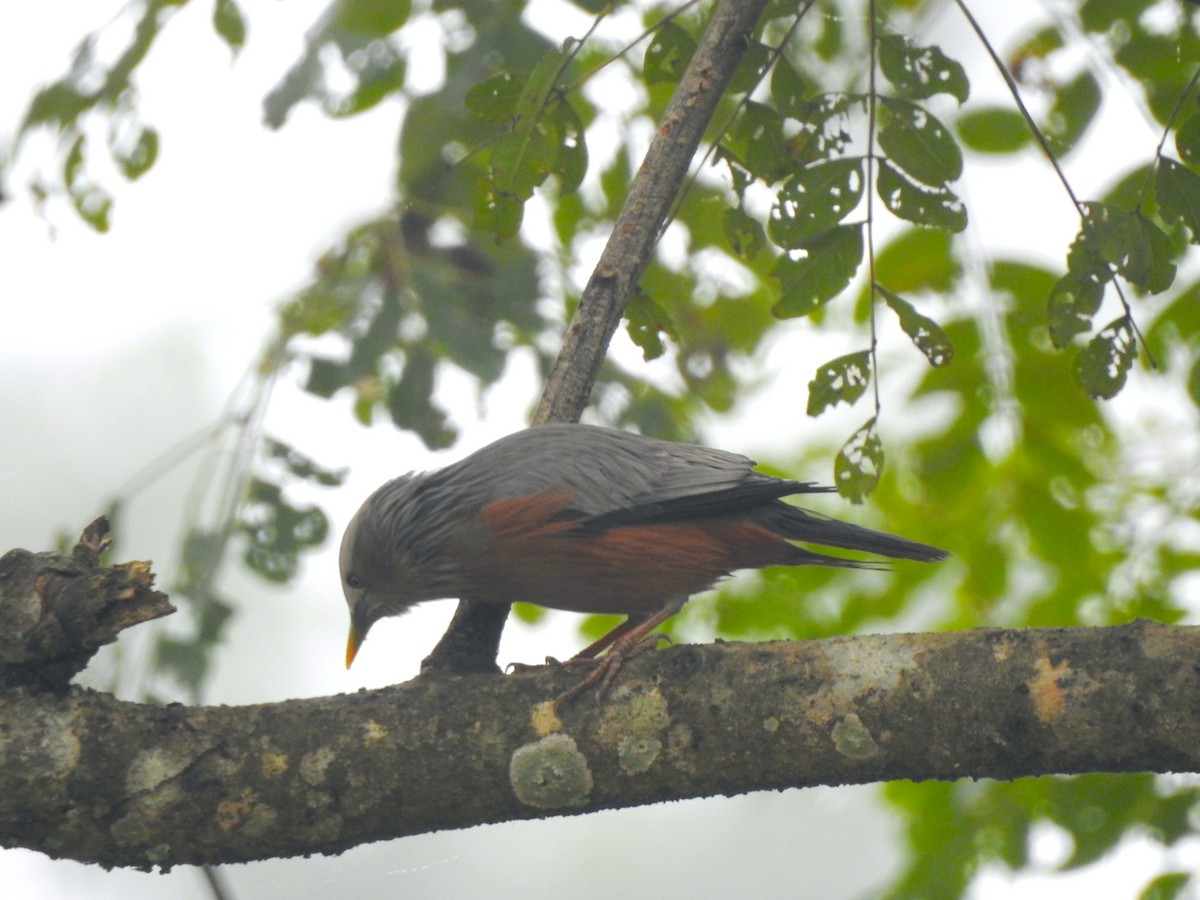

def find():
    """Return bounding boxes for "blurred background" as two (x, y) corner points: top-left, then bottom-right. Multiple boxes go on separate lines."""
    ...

(3, 0), (1200, 897)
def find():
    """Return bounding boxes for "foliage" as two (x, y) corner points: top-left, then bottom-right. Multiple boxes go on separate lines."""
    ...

(7, 0), (1200, 895)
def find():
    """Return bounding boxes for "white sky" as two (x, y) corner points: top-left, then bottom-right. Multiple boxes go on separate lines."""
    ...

(1, 1), (1196, 898)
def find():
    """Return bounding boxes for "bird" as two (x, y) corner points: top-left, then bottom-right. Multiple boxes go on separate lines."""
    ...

(339, 423), (948, 701)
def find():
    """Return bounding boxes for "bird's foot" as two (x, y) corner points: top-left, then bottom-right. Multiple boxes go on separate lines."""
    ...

(555, 633), (672, 706)
(505, 656), (564, 675)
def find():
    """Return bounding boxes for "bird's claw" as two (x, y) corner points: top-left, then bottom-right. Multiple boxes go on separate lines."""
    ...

(555, 633), (671, 706)
(505, 656), (564, 674)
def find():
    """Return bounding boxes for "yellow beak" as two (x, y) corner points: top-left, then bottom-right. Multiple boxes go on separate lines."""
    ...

(346, 623), (364, 669)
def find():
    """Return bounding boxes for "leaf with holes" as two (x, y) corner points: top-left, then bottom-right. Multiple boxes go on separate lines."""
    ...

(789, 92), (861, 167)
(877, 285), (954, 366)
(626, 290), (675, 361)
(1071, 203), (1174, 292)
(724, 206), (765, 260)
(1047, 272), (1105, 348)
(771, 59), (809, 118)
(807, 351), (871, 416)
(774, 224), (864, 318)
(1156, 158), (1200, 244)
(878, 97), (963, 188)
(722, 101), (791, 183)
(548, 99), (587, 193)
(466, 71), (523, 122)
(1075, 317), (1137, 399)
(491, 122), (557, 200)
(878, 33), (969, 104)
(835, 418), (884, 503)
(644, 21), (695, 85)
(768, 158), (864, 248)
(876, 159), (966, 232)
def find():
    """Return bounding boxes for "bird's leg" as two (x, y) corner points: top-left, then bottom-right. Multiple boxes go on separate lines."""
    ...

(506, 609), (663, 673)
(555, 597), (687, 705)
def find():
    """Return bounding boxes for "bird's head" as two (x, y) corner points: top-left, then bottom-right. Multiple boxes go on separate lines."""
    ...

(339, 475), (471, 667)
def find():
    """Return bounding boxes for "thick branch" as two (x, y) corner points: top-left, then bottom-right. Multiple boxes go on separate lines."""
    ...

(4, 621), (1196, 869)
(423, 0), (770, 674)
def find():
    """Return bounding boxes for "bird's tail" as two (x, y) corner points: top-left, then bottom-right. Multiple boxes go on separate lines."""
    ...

(763, 503), (948, 563)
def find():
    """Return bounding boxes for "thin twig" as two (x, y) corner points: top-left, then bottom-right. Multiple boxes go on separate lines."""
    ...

(954, 0), (1152, 368)
(866, 0), (881, 418)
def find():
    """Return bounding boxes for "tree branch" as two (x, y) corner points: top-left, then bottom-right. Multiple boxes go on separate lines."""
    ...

(0, 518), (173, 690)
(4, 618), (1196, 869)
(422, 0), (769, 674)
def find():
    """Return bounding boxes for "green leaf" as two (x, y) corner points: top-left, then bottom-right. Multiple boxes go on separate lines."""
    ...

(807, 351), (871, 416)
(1071, 202), (1175, 292)
(957, 107), (1031, 154)
(626, 290), (675, 361)
(876, 159), (967, 232)
(723, 206), (766, 260)
(491, 118), (557, 199)
(1047, 272), (1104, 348)
(878, 285), (954, 366)
(386, 347), (457, 448)
(878, 97), (963, 188)
(722, 101), (791, 183)
(262, 438), (348, 487)
(465, 71), (522, 123)
(770, 60), (809, 118)
(874, 228), (959, 293)
(482, 45), (576, 236)
(1188, 356), (1200, 409)
(1176, 113), (1200, 167)
(333, 55), (406, 117)
(1044, 70), (1101, 156)
(21, 81), (90, 130)
(1156, 157), (1200, 243)
(239, 477), (331, 583)
(213, 0), (247, 52)
(729, 40), (772, 94)
(1130, 211), (1176, 293)
(768, 158), (864, 248)
(1075, 317), (1137, 399)
(835, 418), (884, 503)
(877, 33), (969, 104)
(774, 224), (864, 318)
(74, 184), (116, 226)
(64, 137), (113, 232)
(475, 184), (524, 241)
(113, 125), (159, 180)
(549, 100), (587, 193)
(644, 21), (695, 85)
(788, 93), (862, 166)
(332, 0), (411, 36)
(1139, 872), (1191, 900)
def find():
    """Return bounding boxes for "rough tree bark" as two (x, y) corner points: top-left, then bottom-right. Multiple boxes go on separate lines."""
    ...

(1, 530), (1195, 870)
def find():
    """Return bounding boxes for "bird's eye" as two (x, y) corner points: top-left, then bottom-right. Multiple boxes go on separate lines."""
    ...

(346, 573), (365, 589)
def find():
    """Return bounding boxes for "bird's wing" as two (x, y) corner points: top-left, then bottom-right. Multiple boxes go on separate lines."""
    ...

(445, 424), (830, 524)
